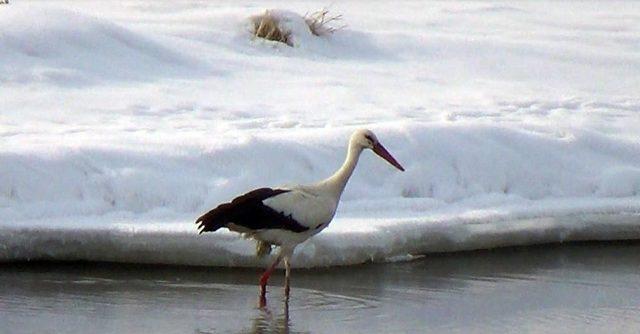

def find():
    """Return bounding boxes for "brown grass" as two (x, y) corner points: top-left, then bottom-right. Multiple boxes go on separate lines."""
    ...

(250, 10), (292, 46)
(250, 8), (344, 46)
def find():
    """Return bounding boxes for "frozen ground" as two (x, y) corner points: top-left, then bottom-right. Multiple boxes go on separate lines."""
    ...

(1, 1), (639, 266)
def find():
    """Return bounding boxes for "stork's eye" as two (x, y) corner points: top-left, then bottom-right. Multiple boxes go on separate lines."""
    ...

(364, 134), (375, 146)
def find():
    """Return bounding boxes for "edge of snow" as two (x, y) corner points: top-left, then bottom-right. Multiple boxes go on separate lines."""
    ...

(2, 199), (639, 268)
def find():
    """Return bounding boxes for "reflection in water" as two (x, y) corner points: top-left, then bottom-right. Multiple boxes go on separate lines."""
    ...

(244, 297), (297, 334)
(195, 296), (295, 334)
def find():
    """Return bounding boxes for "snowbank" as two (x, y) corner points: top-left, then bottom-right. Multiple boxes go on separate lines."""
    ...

(1, 1), (639, 267)
(2, 123), (640, 222)
(2, 123), (640, 266)
(0, 4), (204, 85)
(2, 203), (639, 267)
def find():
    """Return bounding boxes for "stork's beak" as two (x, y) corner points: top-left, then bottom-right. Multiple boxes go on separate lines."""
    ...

(372, 143), (405, 171)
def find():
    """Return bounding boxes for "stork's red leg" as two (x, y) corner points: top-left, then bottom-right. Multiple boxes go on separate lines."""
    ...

(259, 254), (282, 306)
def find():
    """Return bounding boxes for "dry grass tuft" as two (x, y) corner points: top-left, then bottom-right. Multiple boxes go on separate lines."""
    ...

(304, 8), (346, 36)
(250, 8), (345, 46)
(250, 10), (292, 46)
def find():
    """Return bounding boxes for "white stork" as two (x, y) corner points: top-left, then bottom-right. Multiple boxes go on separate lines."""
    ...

(196, 129), (404, 304)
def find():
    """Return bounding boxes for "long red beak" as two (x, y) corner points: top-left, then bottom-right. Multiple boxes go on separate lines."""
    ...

(372, 143), (405, 171)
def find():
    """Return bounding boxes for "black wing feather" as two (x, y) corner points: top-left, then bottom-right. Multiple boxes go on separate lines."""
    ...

(195, 187), (309, 234)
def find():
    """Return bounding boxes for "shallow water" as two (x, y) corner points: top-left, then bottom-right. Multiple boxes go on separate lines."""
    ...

(1, 242), (640, 334)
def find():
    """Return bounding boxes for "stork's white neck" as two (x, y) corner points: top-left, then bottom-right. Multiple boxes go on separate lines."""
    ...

(320, 139), (364, 199)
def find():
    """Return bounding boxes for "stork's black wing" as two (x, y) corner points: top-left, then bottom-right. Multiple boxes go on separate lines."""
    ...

(195, 187), (310, 234)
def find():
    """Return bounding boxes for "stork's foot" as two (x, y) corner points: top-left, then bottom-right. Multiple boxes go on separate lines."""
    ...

(258, 281), (268, 307)
(258, 291), (267, 308)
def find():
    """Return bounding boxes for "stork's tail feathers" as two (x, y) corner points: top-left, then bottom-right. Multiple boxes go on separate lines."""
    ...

(196, 187), (291, 235)
(195, 202), (233, 234)
(256, 240), (273, 257)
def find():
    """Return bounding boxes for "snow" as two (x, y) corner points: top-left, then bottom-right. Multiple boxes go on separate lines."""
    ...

(1, 0), (639, 267)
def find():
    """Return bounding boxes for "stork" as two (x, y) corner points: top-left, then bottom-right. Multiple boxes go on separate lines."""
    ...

(195, 129), (404, 305)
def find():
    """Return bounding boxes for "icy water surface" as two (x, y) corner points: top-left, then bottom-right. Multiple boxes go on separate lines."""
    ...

(1, 242), (640, 334)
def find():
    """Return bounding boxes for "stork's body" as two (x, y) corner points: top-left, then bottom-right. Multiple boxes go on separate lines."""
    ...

(196, 129), (404, 305)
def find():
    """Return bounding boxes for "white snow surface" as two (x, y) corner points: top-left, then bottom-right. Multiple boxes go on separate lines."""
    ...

(1, 1), (640, 267)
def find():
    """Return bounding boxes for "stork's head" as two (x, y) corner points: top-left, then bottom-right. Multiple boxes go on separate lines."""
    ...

(352, 129), (405, 171)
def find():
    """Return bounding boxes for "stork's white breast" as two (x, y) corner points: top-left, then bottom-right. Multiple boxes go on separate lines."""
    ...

(262, 188), (337, 230)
